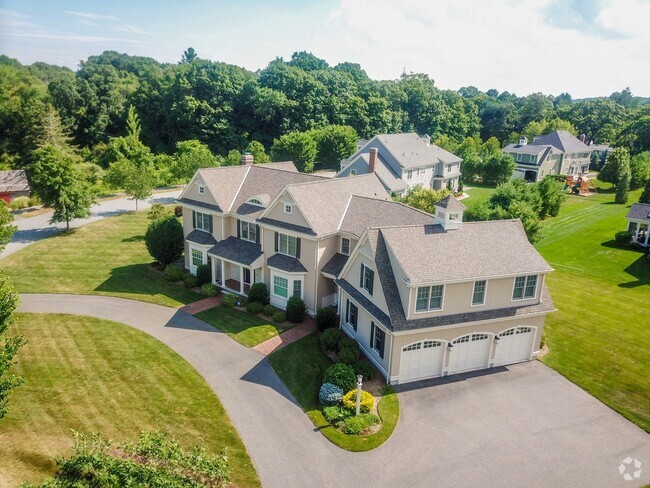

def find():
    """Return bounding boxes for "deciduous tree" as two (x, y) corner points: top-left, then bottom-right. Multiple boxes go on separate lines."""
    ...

(270, 131), (317, 172)
(0, 273), (25, 421)
(0, 205), (17, 252)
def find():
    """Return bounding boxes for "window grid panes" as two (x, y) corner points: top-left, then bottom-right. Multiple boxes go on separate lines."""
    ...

(347, 301), (358, 330)
(404, 343), (421, 352)
(278, 234), (297, 257)
(513, 275), (537, 300)
(341, 238), (350, 255)
(429, 285), (443, 310)
(191, 249), (203, 267)
(273, 276), (288, 298)
(284, 203), (292, 214)
(240, 221), (257, 242)
(292, 280), (302, 298)
(373, 327), (384, 353)
(472, 280), (486, 305)
(416, 285), (444, 311)
(195, 211), (211, 231)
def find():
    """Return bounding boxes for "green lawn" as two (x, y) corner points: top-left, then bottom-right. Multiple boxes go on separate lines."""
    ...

(0, 210), (201, 307)
(195, 306), (292, 347)
(268, 333), (399, 451)
(0, 313), (259, 488)
(535, 188), (650, 432)
(463, 183), (497, 204)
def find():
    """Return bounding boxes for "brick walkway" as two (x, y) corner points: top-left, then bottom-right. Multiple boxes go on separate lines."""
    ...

(254, 316), (317, 355)
(180, 295), (222, 315)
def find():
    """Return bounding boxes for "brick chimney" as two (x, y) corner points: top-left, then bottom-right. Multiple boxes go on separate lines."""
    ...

(368, 147), (378, 173)
(240, 152), (254, 165)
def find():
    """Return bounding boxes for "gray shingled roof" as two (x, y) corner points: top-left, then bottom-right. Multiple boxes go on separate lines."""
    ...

(372, 133), (462, 168)
(356, 153), (408, 193)
(339, 195), (433, 237)
(336, 278), (392, 329)
(0, 170), (29, 192)
(435, 195), (466, 211)
(626, 203), (650, 221)
(178, 198), (222, 213)
(207, 237), (263, 265)
(530, 130), (590, 153)
(380, 220), (553, 284)
(186, 229), (217, 246)
(503, 143), (551, 155)
(367, 228), (555, 332)
(257, 217), (316, 236)
(321, 253), (349, 277)
(267, 253), (307, 273)
(285, 174), (390, 235)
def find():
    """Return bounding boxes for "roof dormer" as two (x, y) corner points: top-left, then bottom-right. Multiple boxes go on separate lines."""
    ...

(434, 195), (466, 231)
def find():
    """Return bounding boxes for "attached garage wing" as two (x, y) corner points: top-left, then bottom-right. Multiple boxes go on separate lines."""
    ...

(447, 333), (492, 375)
(399, 340), (445, 383)
(493, 327), (535, 367)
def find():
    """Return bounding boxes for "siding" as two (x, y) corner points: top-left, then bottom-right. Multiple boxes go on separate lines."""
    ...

(185, 174), (221, 206)
(342, 241), (389, 313)
(264, 192), (312, 230)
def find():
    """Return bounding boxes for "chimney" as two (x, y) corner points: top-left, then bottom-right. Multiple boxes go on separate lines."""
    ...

(579, 134), (586, 143)
(422, 134), (431, 146)
(519, 136), (528, 146)
(240, 152), (254, 166)
(368, 147), (378, 173)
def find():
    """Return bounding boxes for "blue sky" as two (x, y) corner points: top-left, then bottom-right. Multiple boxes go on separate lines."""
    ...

(1, 0), (649, 98)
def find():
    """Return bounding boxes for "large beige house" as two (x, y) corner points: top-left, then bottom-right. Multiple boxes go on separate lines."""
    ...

(179, 156), (555, 384)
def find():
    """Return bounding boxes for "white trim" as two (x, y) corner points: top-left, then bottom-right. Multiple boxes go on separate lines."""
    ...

(470, 279), (488, 307)
(226, 166), (252, 213)
(493, 325), (538, 366)
(510, 274), (538, 302)
(337, 195), (353, 231)
(284, 202), (293, 214)
(413, 284), (445, 314)
(179, 202), (222, 216)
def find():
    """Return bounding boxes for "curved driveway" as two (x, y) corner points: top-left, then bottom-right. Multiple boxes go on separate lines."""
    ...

(1, 190), (182, 260)
(18, 294), (650, 488)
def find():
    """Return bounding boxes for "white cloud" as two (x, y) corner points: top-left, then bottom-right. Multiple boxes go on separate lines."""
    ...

(65, 11), (119, 22)
(113, 25), (152, 36)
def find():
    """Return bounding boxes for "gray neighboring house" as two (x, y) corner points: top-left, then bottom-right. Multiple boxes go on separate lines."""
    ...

(625, 203), (650, 247)
(0, 170), (30, 204)
(503, 130), (593, 182)
(337, 133), (462, 196)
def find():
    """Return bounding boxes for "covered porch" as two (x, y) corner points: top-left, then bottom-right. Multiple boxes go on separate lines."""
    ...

(626, 204), (650, 247)
(208, 236), (265, 295)
(628, 221), (650, 247)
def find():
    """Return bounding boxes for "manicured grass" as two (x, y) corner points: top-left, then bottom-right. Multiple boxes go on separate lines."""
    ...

(268, 333), (399, 451)
(0, 313), (259, 488)
(463, 183), (497, 204)
(195, 306), (292, 347)
(0, 210), (201, 307)
(535, 188), (650, 432)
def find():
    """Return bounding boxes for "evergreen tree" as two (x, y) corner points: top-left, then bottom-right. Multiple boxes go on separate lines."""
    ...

(639, 177), (650, 204)
(615, 167), (631, 204)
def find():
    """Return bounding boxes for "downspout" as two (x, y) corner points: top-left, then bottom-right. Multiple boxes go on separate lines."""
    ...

(313, 239), (319, 315)
(386, 325), (393, 385)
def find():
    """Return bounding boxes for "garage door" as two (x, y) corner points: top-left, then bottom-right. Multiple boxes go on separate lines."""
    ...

(399, 340), (445, 382)
(447, 333), (491, 375)
(493, 327), (535, 366)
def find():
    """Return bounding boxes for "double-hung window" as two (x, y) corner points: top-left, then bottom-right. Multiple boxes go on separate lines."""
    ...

(415, 285), (444, 312)
(406, 170), (413, 179)
(472, 280), (486, 306)
(370, 322), (385, 358)
(194, 211), (211, 232)
(512, 275), (537, 300)
(278, 233), (298, 257)
(346, 300), (358, 331)
(341, 237), (350, 255)
(240, 221), (257, 242)
(360, 263), (374, 295)
(417, 167), (426, 176)
(191, 249), (203, 267)
(292, 280), (302, 298)
(273, 276), (289, 298)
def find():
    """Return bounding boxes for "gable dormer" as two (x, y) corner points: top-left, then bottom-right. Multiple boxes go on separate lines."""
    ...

(434, 195), (466, 231)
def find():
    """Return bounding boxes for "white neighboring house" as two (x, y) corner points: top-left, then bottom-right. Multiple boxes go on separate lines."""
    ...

(626, 203), (650, 247)
(337, 133), (462, 196)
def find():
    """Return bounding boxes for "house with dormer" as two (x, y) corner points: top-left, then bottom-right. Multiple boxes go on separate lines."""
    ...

(179, 155), (555, 384)
(337, 133), (462, 196)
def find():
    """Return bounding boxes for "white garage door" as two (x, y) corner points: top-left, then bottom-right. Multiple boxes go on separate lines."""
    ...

(493, 327), (535, 366)
(447, 333), (491, 375)
(399, 340), (445, 382)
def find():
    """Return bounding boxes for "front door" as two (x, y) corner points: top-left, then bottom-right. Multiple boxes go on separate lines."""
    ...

(243, 267), (251, 285)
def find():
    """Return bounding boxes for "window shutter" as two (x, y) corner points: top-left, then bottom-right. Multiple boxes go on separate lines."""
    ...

(368, 269), (374, 296)
(378, 329), (385, 359)
(360, 264), (364, 288)
(370, 322), (375, 348)
(346, 299), (350, 323)
(208, 215), (213, 234)
(296, 238), (301, 258)
(274, 232), (279, 252)
(192, 210), (197, 229)
(255, 225), (260, 244)
(237, 219), (241, 238)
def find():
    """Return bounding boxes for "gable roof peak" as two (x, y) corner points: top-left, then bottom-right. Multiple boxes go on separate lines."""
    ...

(434, 194), (466, 211)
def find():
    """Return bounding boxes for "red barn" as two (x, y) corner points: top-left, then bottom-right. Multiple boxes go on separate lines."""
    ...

(0, 170), (30, 204)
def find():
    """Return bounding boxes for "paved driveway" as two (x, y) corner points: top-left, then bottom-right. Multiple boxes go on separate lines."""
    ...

(1, 189), (182, 259)
(18, 294), (650, 488)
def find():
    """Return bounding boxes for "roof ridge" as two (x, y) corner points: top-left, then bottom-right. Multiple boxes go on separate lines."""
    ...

(286, 172), (379, 188)
(227, 165), (252, 213)
(369, 218), (522, 231)
(349, 194), (435, 217)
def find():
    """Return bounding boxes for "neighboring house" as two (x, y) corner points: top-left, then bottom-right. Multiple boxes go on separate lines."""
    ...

(625, 203), (650, 247)
(504, 130), (592, 182)
(0, 170), (30, 203)
(588, 142), (613, 165)
(178, 154), (432, 315)
(337, 133), (462, 196)
(335, 195), (555, 384)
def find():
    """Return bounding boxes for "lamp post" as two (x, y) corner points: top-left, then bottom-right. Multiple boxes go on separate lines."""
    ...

(355, 374), (363, 416)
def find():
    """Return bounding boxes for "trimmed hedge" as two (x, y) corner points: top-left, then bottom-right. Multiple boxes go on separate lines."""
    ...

(353, 361), (374, 381)
(248, 283), (270, 305)
(342, 389), (374, 414)
(615, 230), (632, 246)
(319, 382), (344, 406)
(183, 275), (199, 288)
(201, 283), (219, 297)
(222, 293), (239, 308)
(272, 312), (286, 323)
(316, 307), (337, 331)
(323, 363), (357, 392)
(163, 264), (184, 282)
(246, 301), (263, 314)
(286, 296), (306, 323)
(338, 337), (359, 352)
(196, 263), (212, 286)
(263, 304), (278, 317)
(144, 215), (184, 266)
(337, 346), (360, 364)
(320, 328), (345, 351)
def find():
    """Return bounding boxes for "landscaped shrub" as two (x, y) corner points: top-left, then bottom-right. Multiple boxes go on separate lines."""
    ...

(222, 293), (239, 308)
(323, 405), (352, 424)
(246, 301), (263, 314)
(285, 296), (306, 323)
(263, 304), (278, 317)
(145, 215), (184, 266)
(342, 389), (374, 414)
(9, 196), (30, 210)
(201, 283), (220, 297)
(148, 203), (168, 221)
(318, 382), (344, 406)
(323, 363), (357, 392)
(174, 205), (183, 217)
(28, 196), (39, 207)
(196, 262), (212, 285)
(183, 274), (199, 288)
(248, 283), (270, 305)
(316, 307), (337, 331)
(615, 231), (632, 247)
(272, 311), (286, 323)
(320, 328), (345, 351)
(163, 264), (185, 282)
(337, 346), (360, 364)
(353, 361), (374, 381)
(338, 337), (360, 352)
(342, 413), (379, 435)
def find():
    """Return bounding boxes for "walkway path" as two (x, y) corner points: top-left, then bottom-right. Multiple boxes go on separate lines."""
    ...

(254, 317), (317, 355)
(1, 189), (182, 260)
(18, 294), (650, 488)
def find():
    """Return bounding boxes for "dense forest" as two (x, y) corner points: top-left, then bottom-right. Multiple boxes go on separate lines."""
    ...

(1, 48), (649, 178)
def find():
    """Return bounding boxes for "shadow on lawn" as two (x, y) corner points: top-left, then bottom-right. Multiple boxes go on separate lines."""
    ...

(619, 254), (650, 288)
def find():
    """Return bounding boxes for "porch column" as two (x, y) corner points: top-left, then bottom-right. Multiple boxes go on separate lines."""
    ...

(239, 266), (244, 294)
(211, 257), (216, 285)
